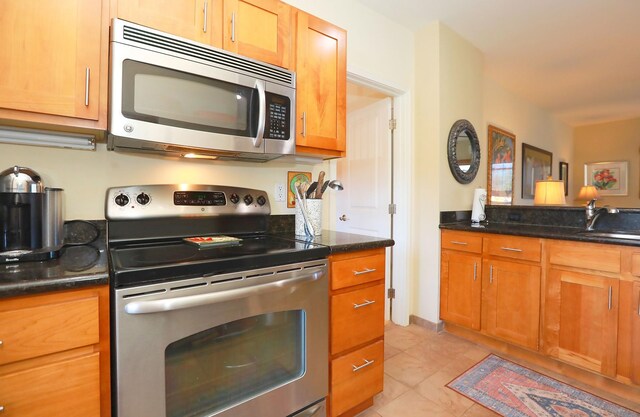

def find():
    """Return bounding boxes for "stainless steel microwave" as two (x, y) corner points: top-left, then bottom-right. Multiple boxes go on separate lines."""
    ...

(107, 19), (296, 162)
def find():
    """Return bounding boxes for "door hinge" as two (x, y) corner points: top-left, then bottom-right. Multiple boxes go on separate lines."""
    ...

(389, 118), (397, 130)
(387, 288), (396, 299)
(388, 203), (396, 215)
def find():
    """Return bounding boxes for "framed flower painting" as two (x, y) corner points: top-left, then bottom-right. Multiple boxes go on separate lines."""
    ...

(487, 125), (516, 205)
(584, 161), (628, 196)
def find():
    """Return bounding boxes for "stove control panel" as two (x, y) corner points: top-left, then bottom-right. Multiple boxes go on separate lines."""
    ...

(106, 184), (271, 220)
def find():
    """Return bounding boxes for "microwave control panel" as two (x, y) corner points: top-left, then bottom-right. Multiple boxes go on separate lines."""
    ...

(265, 93), (290, 140)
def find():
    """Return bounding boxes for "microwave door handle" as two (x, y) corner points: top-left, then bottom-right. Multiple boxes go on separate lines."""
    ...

(253, 80), (266, 148)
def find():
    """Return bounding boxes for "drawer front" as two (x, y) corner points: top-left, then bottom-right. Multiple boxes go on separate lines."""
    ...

(331, 253), (385, 290)
(0, 296), (99, 365)
(0, 353), (101, 417)
(483, 235), (541, 262)
(631, 253), (640, 277)
(331, 283), (385, 354)
(331, 340), (384, 417)
(441, 230), (483, 253)
(549, 242), (621, 273)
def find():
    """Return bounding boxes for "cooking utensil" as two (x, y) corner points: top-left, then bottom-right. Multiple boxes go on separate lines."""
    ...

(317, 180), (330, 199)
(294, 183), (314, 236)
(306, 181), (318, 198)
(328, 180), (344, 191)
(314, 171), (325, 198)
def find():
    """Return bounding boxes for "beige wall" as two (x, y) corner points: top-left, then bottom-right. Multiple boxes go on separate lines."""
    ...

(484, 77), (574, 205)
(573, 117), (640, 208)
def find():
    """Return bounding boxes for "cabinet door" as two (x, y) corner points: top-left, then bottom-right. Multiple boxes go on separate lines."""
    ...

(223, 0), (290, 68)
(0, 353), (101, 417)
(295, 12), (346, 157)
(482, 259), (541, 350)
(0, 0), (102, 120)
(117, 0), (223, 47)
(631, 281), (640, 384)
(440, 251), (482, 330)
(545, 268), (619, 376)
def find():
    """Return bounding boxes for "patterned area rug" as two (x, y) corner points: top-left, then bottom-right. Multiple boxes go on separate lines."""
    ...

(447, 354), (640, 417)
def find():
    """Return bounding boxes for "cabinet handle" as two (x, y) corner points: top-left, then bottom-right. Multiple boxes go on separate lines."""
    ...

(0, 405), (4, 412)
(84, 67), (90, 106)
(352, 358), (374, 372)
(203, 1), (208, 33)
(608, 286), (612, 310)
(231, 12), (236, 42)
(489, 264), (494, 284)
(353, 299), (375, 309)
(450, 241), (468, 246)
(353, 268), (376, 276)
(301, 111), (307, 137)
(500, 247), (523, 252)
(473, 262), (477, 281)
(637, 290), (640, 316)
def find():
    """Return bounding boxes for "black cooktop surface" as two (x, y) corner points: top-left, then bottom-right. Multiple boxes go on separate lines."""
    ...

(109, 234), (329, 288)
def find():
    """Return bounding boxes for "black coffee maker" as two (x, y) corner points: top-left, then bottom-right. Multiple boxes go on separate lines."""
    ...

(0, 166), (64, 262)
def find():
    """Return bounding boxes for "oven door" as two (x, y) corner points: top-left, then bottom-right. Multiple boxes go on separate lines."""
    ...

(112, 260), (327, 417)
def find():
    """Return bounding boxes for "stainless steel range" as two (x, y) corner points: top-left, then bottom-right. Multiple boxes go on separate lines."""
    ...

(106, 184), (329, 417)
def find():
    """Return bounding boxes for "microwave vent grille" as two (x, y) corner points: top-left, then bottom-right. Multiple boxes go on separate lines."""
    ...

(121, 25), (294, 87)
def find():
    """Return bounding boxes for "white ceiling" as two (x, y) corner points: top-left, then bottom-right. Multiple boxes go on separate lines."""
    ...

(357, 0), (640, 126)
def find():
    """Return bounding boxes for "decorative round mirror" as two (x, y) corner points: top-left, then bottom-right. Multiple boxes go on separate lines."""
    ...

(447, 119), (480, 184)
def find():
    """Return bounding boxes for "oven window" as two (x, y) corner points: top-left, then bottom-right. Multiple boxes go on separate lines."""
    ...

(122, 60), (259, 137)
(165, 310), (305, 417)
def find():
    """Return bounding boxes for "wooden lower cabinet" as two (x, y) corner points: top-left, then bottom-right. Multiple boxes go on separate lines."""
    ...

(0, 286), (110, 416)
(440, 250), (481, 330)
(631, 281), (640, 384)
(482, 258), (540, 350)
(328, 249), (385, 417)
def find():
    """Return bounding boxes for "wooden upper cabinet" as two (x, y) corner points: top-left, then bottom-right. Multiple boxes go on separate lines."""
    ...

(223, 0), (291, 68)
(295, 11), (347, 158)
(117, 0), (223, 47)
(0, 0), (105, 127)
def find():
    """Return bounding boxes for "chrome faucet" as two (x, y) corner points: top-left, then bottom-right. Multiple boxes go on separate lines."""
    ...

(585, 199), (619, 231)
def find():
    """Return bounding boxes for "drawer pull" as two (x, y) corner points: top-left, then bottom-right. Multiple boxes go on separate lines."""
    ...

(489, 264), (494, 284)
(0, 406), (4, 412)
(353, 268), (376, 276)
(500, 247), (523, 252)
(353, 299), (376, 309)
(450, 241), (468, 245)
(352, 358), (375, 372)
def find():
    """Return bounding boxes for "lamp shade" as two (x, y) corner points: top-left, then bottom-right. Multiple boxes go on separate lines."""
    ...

(534, 179), (566, 206)
(578, 185), (599, 201)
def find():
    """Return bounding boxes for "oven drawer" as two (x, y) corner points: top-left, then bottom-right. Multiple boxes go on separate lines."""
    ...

(331, 250), (385, 290)
(330, 340), (384, 417)
(331, 283), (385, 354)
(0, 296), (99, 365)
(0, 353), (101, 416)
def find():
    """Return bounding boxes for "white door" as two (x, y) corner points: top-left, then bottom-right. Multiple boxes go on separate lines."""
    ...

(336, 97), (392, 238)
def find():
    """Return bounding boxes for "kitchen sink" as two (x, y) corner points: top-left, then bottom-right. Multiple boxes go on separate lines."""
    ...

(578, 230), (640, 240)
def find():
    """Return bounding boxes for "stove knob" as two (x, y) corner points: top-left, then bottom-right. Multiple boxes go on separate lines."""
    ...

(114, 193), (129, 207)
(243, 194), (254, 205)
(229, 193), (240, 204)
(256, 195), (267, 206)
(136, 192), (150, 205)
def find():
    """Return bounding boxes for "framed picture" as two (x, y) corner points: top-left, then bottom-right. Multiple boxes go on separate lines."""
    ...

(584, 161), (628, 196)
(522, 143), (552, 199)
(559, 161), (569, 196)
(287, 171), (311, 208)
(487, 125), (516, 205)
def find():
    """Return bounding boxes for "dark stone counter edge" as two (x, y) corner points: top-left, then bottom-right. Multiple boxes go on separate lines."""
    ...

(440, 222), (640, 247)
(325, 238), (395, 254)
(1, 274), (109, 299)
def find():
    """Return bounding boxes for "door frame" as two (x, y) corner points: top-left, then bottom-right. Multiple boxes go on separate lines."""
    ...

(331, 71), (413, 326)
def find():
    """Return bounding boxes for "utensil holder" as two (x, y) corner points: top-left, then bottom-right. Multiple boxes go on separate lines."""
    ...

(295, 199), (322, 236)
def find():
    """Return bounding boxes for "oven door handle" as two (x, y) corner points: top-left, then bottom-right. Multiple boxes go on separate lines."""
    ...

(124, 268), (325, 314)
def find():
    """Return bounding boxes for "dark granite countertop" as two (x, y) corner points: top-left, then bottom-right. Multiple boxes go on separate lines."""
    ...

(0, 221), (108, 299)
(440, 221), (640, 247)
(288, 230), (395, 254)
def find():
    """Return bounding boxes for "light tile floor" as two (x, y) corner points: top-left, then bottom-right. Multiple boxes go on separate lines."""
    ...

(356, 323), (640, 417)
